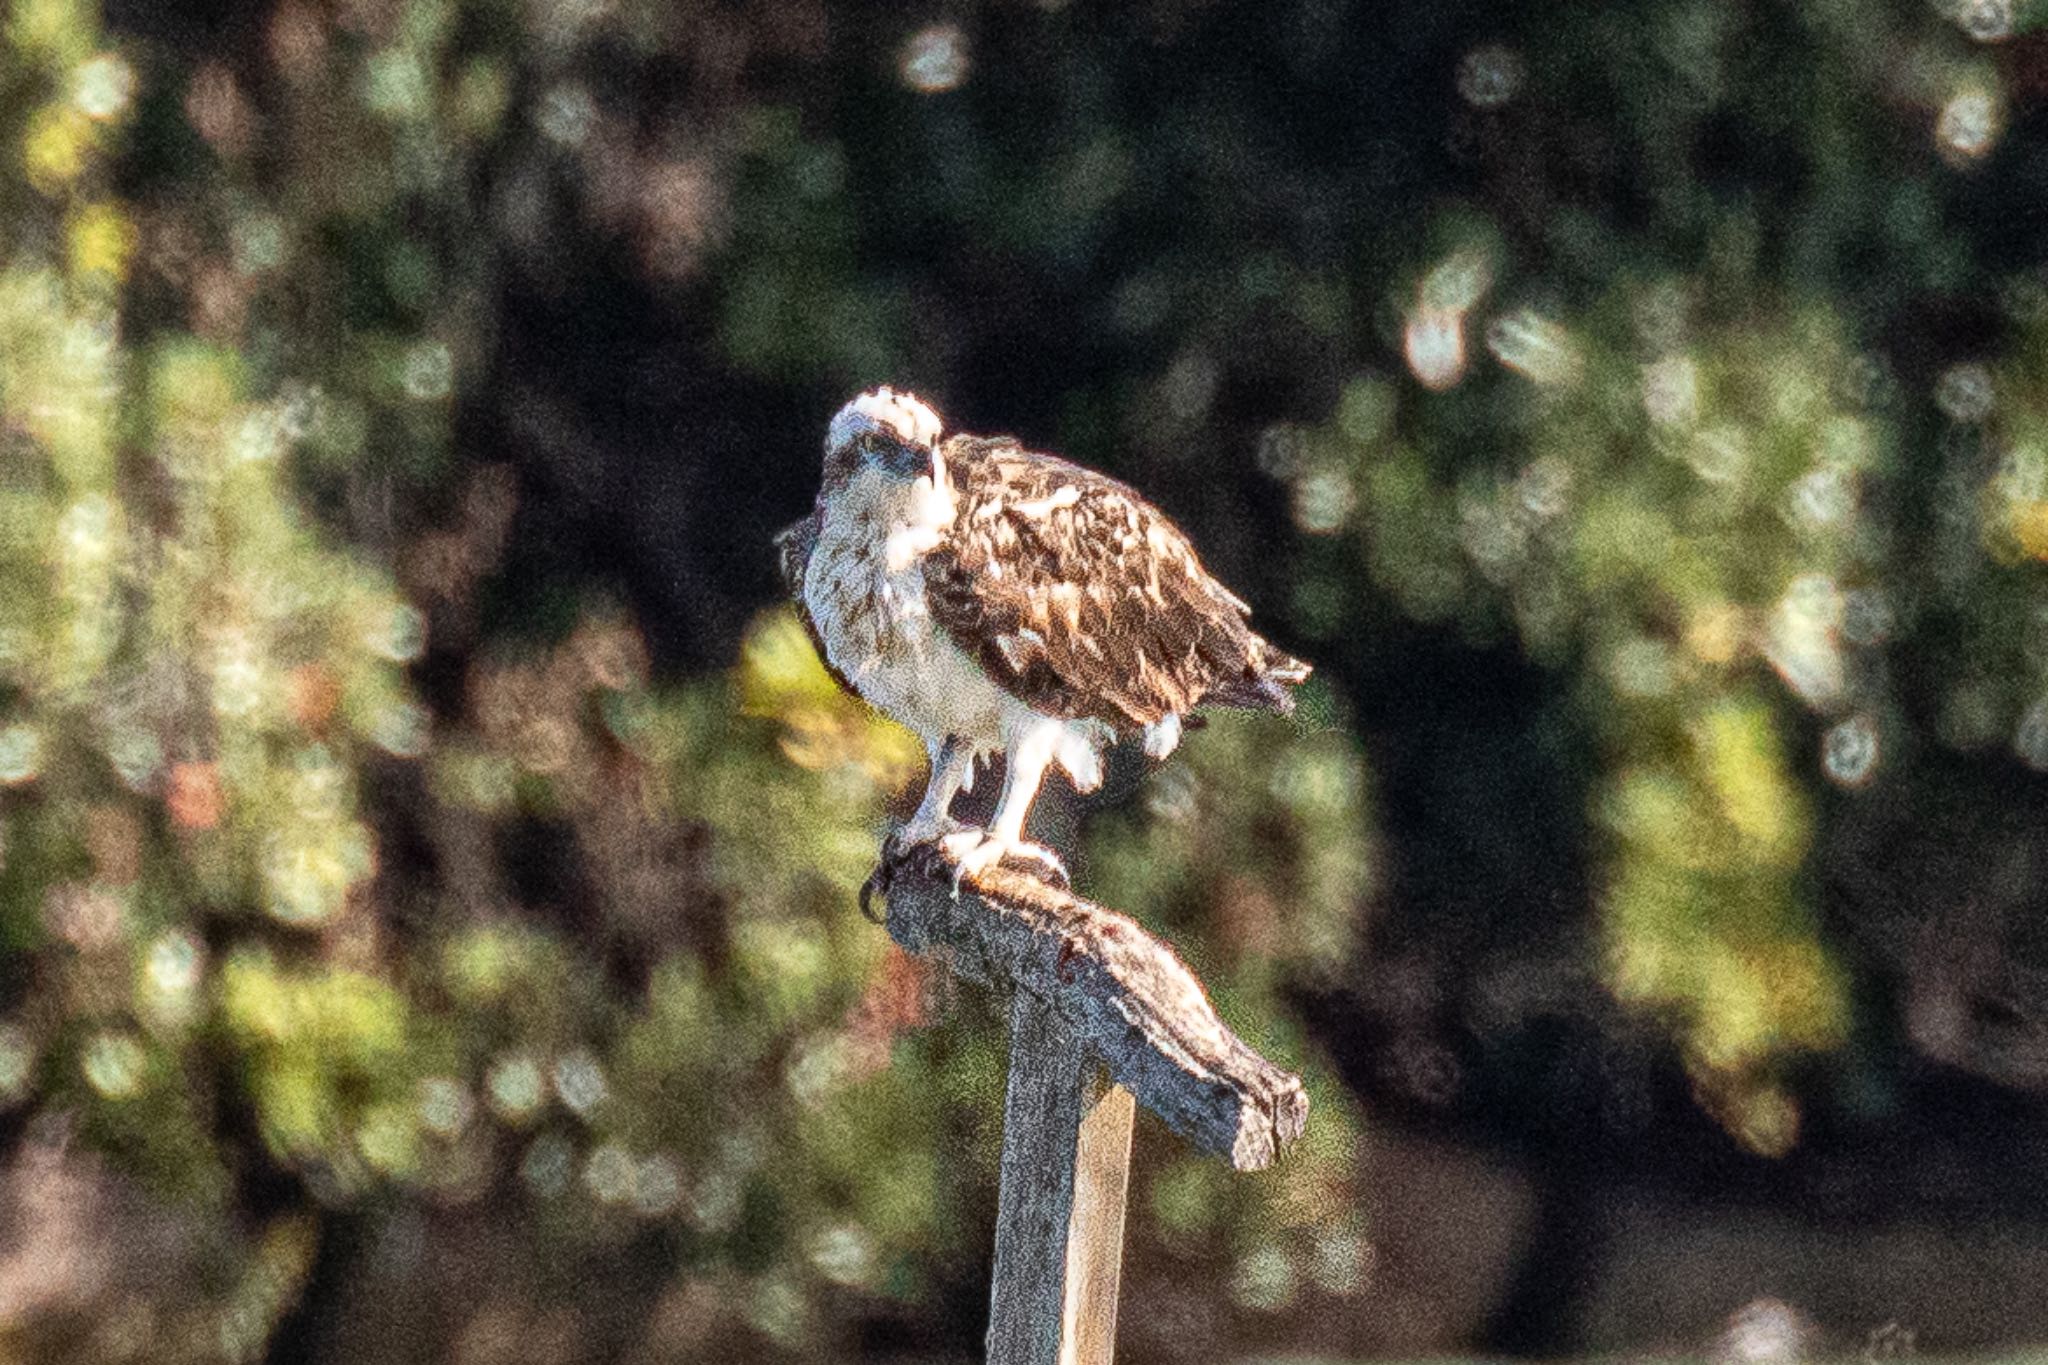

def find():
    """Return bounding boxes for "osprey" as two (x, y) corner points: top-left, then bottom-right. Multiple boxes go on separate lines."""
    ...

(776, 389), (1310, 885)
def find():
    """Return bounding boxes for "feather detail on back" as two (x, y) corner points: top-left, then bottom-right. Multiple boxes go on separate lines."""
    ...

(921, 436), (1310, 732)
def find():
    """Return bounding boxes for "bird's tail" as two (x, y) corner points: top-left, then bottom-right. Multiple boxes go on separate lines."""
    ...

(1205, 639), (1312, 715)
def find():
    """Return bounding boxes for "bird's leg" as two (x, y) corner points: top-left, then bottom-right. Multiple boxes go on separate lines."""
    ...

(941, 720), (1068, 892)
(897, 734), (974, 847)
(868, 735), (977, 922)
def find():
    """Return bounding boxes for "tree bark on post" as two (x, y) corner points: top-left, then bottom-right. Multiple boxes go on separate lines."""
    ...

(869, 842), (1308, 1363)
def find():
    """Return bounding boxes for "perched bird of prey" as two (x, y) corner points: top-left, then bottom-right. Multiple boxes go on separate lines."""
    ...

(776, 388), (1310, 885)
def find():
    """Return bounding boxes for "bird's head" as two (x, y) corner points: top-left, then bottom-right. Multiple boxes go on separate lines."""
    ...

(823, 388), (943, 486)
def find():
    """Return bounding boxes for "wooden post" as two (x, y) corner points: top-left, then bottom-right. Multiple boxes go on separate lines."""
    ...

(1060, 1065), (1136, 1361)
(869, 841), (1307, 1363)
(986, 993), (1135, 1364)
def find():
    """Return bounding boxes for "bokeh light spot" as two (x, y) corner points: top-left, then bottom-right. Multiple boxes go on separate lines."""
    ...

(1686, 426), (1750, 485)
(1865, 1321), (1918, 1362)
(1255, 424), (1306, 480)
(1610, 638), (1675, 699)
(107, 729), (162, 791)
(402, 341), (453, 401)
(232, 408), (285, 463)
(901, 25), (970, 94)
(1308, 1221), (1371, 1294)
(371, 701), (431, 758)
(1937, 86), (2002, 165)
(231, 213), (287, 274)
(1456, 45), (1526, 108)
(1944, 0), (2015, 41)
(1486, 309), (1583, 385)
(1144, 764), (1198, 823)
(1787, 465), (1855, 531)
(82, 1030), (145, 1098)
(1721, 1296), (1811, 1364)
(418, 1076), (474, 1137)
(552, 1049), (608, 1116)
(521, 1133), (574, 1196)
(584, 1140), (634, 1204)
(1935, 362), (1994, 422)
(363, 49), (431, 122)
(1229, 1243), (1297, 1312)
(0, 1026), (35, 1102)
(1421, 250), (1494, 313)
(747, 1276), (812, 1347)
(1292, 468), (1356, 534)
(1841, 588), (1894, 646)
(72, 52), (137, 121)
(632, 1153), (682, 1216)
(785, 1033), (851, 1106)
(486, 1052), (544, 1120)
(148, 930), (205, 994)
(1822, 715), (1880, 787)
(809, 1224), (877, 1287)
(0, 726), (42, 785)
(1404, 307), (1467, 390)
(688, 1167), (743, 1233)
(536, 84), (595, 146)
(2014, 697), (2048, 770)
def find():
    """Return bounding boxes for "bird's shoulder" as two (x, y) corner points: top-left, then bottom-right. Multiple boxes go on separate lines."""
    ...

(940, 435), (1201, 573)
(944, 433), (1145, 500)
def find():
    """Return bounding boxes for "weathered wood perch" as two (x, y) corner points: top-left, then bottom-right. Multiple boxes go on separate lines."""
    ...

(870, 840), (1310, 1171)
(872, 839), (1310, 1362)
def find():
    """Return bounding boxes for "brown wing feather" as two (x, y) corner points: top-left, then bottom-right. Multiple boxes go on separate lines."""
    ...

(773, 510), (860, 697)
(924, 436), (1309, 732)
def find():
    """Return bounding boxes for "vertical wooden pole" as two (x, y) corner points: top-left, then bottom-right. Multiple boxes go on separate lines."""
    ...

(986, 991), (1136, 1365)
(1061, 1075), (1134, 1362)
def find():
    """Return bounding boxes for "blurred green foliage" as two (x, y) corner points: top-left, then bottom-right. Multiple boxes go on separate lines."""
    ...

(4, 0), (2048, 1359)
(0, 0), (1370, 1333)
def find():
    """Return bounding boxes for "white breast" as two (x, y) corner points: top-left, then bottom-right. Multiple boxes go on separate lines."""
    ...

(804, 468), (1015, 753)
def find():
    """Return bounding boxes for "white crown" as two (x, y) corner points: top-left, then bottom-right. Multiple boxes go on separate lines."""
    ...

(827, 387), (943, 454)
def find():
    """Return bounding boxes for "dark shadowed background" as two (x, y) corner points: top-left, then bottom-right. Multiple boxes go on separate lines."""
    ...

(4, 0), (2048, 1360)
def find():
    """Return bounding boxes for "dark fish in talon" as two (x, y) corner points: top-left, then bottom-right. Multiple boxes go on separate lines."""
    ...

(777, 389), (1310, 894)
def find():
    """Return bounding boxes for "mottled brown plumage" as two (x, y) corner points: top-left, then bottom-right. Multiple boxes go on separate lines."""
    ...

(919, 436), (1307, 732)
(777, 389), (1309, 885)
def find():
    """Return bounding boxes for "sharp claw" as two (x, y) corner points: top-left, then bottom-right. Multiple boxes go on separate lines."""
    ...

(855, 819), (1004, 915)
(1008, 842), (1070, 890)
(935, 830), (1068, 894)
(938, 829), (988, 899)
(862, 828), (932, 922)
(858, 862), (887, 923)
